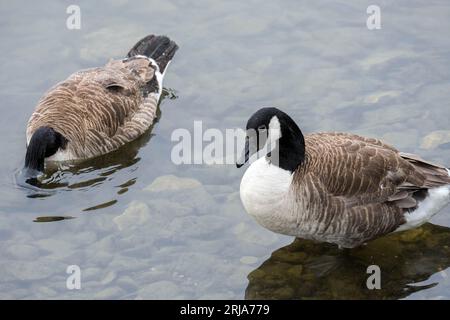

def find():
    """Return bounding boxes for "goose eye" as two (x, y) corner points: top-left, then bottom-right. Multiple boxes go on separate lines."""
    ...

(258, 125), (267, 131)
(105, 85), (124, 93)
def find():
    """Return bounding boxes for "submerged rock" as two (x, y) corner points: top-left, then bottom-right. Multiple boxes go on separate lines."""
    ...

(137, 280), (181, 299)
(233, 222), (279, 247)
(113, 201), (150, 231)
(142, 175), (216, 216)
(364, 90), (401, 104)
(240, 256), (259, 265)
(94, 286), (126, 299)
(1, 259), (60, 281)
(144, 175), (202, 192)
(4, 244), (41, 261)
(100, 271), (117, 286)
(421, 130), (450, 150)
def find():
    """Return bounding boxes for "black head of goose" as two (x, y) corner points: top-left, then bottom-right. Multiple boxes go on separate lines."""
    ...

(24, 34), (178, 179)
(237, 107), (450, 248)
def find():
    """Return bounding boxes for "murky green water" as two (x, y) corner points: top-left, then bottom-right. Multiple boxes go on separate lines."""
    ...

(1, 0), (450, 299)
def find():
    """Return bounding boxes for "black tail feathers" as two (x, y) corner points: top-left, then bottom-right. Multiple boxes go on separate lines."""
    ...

(25, 127), (67, 172)
(127, 34), (178, 74)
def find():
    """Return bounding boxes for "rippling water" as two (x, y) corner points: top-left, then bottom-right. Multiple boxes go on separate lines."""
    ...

(1, 0), (450, 299)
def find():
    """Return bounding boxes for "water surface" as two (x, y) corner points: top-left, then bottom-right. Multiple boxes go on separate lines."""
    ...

(1, 0), (450, 299)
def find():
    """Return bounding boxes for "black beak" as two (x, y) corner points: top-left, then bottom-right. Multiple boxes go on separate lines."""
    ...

(236, 138), (249, 168)
(24, 167), (43, 186)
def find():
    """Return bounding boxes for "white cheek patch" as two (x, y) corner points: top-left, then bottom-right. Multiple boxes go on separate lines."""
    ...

(255, 115), (282, 166)
(247, 116), (283, 164)
(265, 116), (282, 153)
(268, 116), (281, 142)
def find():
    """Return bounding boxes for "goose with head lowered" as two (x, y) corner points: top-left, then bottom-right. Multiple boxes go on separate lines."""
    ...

(24, 34), (178, 179)
(237, 107), (450, 248)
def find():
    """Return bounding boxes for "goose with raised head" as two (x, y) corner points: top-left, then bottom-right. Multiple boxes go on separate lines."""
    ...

(24, 34), (178, 176)
(237, 107), (450, 248)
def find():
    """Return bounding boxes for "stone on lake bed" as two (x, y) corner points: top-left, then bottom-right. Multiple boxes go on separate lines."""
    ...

(4, 244), (41, 260)
(33, 286), (58, 298)
(1, 260), (60, 281)
(137, 280), (180, 299)
(93, 286), (126, 299)
(34, 238), (77, 258)
(143, 176), (216, 216)
(144, 175), (202, 192)
(146, 199), (193, 217)
(240, 256), (259, 265)
(233, 222), (279, 246)
(100, 271), (117, 285)
(113, 201), (150, 231)
(81, 267), (103, 281)
(382, 129), (419, 149)
(115, 275), (139, 291)
(364, 90), (401, 104)
(421, 130), (450, 149)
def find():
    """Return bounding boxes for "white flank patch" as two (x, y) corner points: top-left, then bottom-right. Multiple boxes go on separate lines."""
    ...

(396, 185), (450, 232)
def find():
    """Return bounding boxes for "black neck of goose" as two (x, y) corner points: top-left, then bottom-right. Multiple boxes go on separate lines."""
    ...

(25, 126), (67, 172)
(269, 118), (305, 173)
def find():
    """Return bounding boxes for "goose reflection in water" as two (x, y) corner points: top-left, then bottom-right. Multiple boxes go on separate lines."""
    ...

(246, 223), (450, 299)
